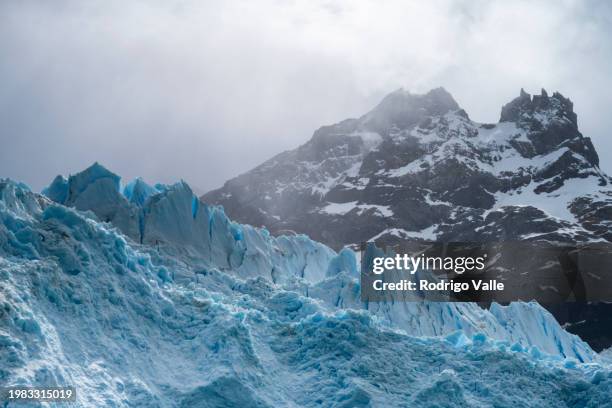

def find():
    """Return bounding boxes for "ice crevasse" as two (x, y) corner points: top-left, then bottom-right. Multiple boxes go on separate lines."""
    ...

(0, 163), (610, 407)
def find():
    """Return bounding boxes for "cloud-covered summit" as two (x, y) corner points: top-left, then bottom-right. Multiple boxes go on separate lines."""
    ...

(1, 0), (612, 190)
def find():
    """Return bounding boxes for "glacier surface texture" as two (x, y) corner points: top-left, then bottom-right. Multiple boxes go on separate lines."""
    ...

(1, 163), (612, 407)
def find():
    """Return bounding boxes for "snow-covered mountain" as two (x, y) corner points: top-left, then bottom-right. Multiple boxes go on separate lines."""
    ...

(2, 164), (611, 406)
(203, 88), (611, 249)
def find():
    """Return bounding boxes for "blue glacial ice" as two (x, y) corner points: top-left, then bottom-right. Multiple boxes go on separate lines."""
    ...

(0, 163), (611, 407)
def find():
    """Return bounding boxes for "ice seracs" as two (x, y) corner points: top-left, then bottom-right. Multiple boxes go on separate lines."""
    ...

(37, 164), (596, 360)
(1, 166), (610, 406)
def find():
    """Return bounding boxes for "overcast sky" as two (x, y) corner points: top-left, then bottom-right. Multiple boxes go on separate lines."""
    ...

(1, 0), (611, 192)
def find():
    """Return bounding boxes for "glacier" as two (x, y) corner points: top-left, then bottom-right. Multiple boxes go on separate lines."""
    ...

(1, 163), (612, 407)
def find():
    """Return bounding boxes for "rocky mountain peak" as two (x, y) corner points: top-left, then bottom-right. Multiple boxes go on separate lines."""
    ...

(293, 88), (460, 163)
(500, 88), (577, 128)
(361, 87), (460, 133)
(203, 87), (611, 251)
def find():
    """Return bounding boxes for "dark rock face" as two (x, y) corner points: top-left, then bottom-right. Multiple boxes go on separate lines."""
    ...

(202, 88), (611, 251)
(500, 88), (577, 129)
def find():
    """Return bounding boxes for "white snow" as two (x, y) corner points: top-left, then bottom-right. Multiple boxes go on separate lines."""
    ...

(368, 225), (438, 241)
(476, 121), (527, 143)
(320, 201), (394, 217)
(488, 175), (608, 223)
(320, 201), (359, 215)
(388, 158), (431, 177)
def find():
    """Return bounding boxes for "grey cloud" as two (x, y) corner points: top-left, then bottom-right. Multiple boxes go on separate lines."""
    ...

(0, 0), (611, 191)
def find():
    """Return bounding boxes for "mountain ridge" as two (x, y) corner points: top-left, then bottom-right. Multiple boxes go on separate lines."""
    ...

(202, 88), (611, 250)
